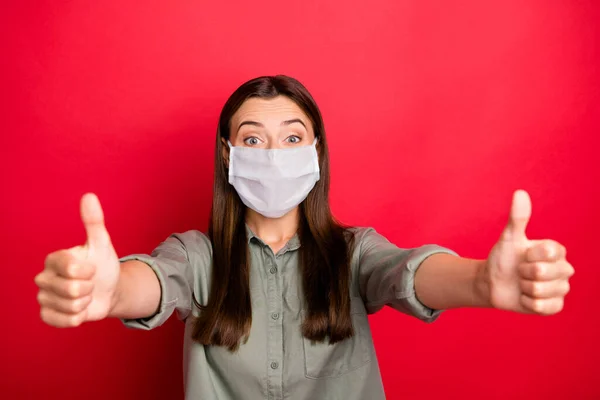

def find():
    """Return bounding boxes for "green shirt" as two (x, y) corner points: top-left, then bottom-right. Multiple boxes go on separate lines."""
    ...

(120, 226), (457, 400)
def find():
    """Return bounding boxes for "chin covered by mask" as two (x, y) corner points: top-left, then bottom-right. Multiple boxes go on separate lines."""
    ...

(227, 139), (320, 218)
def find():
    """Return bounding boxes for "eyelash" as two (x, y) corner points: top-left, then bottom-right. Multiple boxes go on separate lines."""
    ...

(285, 135), (301, 144)
(244, 137), (261, 145)
(243, 135), (302, 146)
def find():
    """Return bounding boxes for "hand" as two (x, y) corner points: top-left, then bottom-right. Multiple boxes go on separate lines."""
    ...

(481, 190), (574, 315)
(34, 193), (121, 327)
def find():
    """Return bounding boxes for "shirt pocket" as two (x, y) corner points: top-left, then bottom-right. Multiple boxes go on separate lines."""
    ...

(302, 298), (373, 379)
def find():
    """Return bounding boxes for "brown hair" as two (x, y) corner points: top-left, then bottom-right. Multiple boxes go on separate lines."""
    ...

(192, 75), (354, 351)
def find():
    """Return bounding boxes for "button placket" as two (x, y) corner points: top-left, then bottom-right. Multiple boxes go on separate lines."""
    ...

(266, 252), (283, 400)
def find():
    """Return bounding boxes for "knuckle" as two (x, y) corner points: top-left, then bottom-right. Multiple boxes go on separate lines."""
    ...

(53, 251), (70, 273)
(58, 259), (71, 276)
(44, 253), (54, 270)
(545, 242), (556, 258)
(65, 262), (79, 278)
(66, 315), (80, 327)
(532, 299), (545, 314)
(533, 263), (546, 280)
(36, 291), (45, 305)
(562, 281), (571, 295)
(40, 307), (51, 324)
(555, 299), (565, 313)
(67, 282), (80, 298)
(66, 300), (78, 313)
(46, 250), (66, 271)
(537, 299), (564, 315)
(34, 272), (49, 288)
(548, 299), (564, 315)
(531, 282), (544, 297)
(33, 273), (43, 287)
(71, 298), (87, 313)
(72, 313), (86, 327)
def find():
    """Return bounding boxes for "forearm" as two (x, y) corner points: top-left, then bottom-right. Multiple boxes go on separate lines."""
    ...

(108, 260), (161, 319)
(414, 253), (491, 310)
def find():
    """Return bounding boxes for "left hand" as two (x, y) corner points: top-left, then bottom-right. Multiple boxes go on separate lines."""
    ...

(481, 190), (574, 315)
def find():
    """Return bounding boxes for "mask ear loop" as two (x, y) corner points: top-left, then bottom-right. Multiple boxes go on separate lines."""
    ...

(311, 137), (320, 172)
(225, 140), (235, 180)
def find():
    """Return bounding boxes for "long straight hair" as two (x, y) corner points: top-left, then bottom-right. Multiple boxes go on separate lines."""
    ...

(192, 75), (354, 351)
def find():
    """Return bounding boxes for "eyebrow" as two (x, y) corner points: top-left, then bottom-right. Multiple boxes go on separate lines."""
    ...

(281, 119), (307, 129)
(237, 118), (307, 132)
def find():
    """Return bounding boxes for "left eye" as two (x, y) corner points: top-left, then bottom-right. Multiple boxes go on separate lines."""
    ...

(286, 135), (301, 143)
(244, 137), (260, 145)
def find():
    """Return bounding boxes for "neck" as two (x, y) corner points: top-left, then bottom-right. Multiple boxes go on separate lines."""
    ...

(246, 207), (300, 245)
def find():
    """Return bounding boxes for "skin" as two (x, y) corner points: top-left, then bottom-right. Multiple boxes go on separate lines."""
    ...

(34, 96), (574, 328)
(416, 190), (574, 313)
(223, 96), (316, 253)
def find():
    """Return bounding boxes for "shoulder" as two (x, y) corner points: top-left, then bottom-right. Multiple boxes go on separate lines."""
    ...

(344, 226), (386, 247)
(170, 230), (212, 253)
(170, 230), (213, 286)
(163, 231), (213, 305)
(164, 230), (213, 267)
(343, 227), (392, 262)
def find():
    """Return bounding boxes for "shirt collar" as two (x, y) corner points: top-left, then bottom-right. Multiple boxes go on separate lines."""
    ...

(245, 224), (301, 252)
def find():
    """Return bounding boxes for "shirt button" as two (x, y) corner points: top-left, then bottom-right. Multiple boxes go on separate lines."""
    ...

(271, 313), (279, 320)
(270, 361), (279, 370)
(269, 266), (277, 274)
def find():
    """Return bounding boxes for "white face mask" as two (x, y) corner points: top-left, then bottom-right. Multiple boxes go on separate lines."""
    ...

(227, 139), (320, 218)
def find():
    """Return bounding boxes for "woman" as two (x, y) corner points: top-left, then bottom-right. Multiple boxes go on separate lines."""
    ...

(34, 76), (574, 400)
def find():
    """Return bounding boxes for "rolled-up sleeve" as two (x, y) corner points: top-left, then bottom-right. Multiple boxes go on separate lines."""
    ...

(119, 233), (194, 330)
(357, 228), (458, 322)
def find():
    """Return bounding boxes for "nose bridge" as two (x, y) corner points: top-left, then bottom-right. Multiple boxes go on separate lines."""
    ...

(264, 124), (282, 149)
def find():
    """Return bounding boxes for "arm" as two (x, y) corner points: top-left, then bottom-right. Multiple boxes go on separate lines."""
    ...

(357, 228), (458, 321)
(35, 194), (195, 329)
(116, 233), (196, 329)
(108, 260), (162, 319)
(414, 254), (491, 311)
(414, 190), (574, 316)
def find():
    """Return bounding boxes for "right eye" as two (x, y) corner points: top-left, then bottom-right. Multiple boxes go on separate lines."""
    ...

(243, 137), (260, 146)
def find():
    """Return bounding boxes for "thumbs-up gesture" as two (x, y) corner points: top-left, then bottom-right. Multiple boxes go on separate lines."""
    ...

(483, 190), (574, 315)
(35, 193), (120, 327)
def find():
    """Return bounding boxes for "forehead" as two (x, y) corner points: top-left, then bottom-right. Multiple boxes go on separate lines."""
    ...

(231, 96), (310, 124)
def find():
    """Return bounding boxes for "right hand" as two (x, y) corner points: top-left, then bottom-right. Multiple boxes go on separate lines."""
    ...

(35, 193), (121, 327)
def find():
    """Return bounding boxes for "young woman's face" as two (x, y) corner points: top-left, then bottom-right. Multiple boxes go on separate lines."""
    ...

(226, 95), (316, 149)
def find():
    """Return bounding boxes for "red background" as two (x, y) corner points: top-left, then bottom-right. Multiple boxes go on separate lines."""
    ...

(2, 1), (599, 399)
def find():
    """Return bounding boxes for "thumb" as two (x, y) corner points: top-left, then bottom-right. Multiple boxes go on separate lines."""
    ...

(501, 189), (532, 242)
(80, 193), (111, 248)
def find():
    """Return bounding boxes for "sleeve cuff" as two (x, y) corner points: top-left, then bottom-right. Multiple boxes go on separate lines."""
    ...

(396, 244), (459, 323)
(118, 254), (177, 330)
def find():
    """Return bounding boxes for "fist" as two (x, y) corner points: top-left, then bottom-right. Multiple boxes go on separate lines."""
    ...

(34, 193), (120, 327)
(484, 190), (575, 315)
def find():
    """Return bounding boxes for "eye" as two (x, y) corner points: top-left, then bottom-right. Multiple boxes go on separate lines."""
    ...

(285, 135), (301, 144)
(243, 137), (261, 146)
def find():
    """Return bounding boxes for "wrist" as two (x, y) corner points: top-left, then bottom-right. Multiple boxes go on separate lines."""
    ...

(473, 260), (493, 308)
(107, 270), (123, 318)
(108, 289), (121, 317)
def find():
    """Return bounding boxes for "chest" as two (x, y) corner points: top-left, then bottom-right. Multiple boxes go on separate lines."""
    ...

(184, 246), (375, 399)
